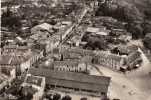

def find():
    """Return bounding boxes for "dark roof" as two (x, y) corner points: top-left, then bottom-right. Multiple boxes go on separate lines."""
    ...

(29, 68), (111, 93)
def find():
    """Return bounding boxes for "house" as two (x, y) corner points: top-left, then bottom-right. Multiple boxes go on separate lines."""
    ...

(29, 68), (111, 97)
(21, 74), (46, 100)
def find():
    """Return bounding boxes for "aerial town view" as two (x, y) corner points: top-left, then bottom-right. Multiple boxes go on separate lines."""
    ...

(1, 0), (151, 100)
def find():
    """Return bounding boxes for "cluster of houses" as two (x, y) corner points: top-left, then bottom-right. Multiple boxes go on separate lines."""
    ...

(0, 0), (144, 100)
(20, 74), (46, 100)
(49, 45), (142, 72)
(0, 45), (43, 75)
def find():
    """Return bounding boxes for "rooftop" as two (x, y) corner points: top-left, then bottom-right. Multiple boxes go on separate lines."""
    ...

(29, 68), (111, 93)
(0, 55), (29, 65)
(53, 60), (79, 67)
(32, 23), (53, 32)
(25, 75), (43, 87)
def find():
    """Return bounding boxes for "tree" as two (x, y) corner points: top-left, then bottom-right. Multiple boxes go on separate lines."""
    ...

(62, 95), (72, 100)
(80, 97), (87, 100)
(126, 22), (143, 39)
(143, 33), (151, 50)
(142, 20), (151, 35)
(53, 93), (61, 100)
(2, 8), (22, 31)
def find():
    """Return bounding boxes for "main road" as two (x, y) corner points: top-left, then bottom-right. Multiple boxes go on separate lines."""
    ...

(93, 49), (151, 100)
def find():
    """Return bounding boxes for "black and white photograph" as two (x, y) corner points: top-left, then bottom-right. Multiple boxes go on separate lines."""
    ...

(0, 0), (151, 100)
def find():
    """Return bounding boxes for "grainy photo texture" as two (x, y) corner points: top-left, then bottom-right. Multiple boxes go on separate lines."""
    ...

(1, 0), (151, 100)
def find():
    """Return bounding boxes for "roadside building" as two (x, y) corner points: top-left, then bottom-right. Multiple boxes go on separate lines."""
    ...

(93, 51), (125, 70)
(52, 60), (88, 73)
(29, 68), (111, 97)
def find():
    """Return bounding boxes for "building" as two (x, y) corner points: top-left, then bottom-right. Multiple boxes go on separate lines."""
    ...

(31, 23), (53, 35)
(52, 61), (88, 73)
(21, 74), (46, 100)
(29, 68), (111, 97)
(126, 51), (142, 69)
(86, 27), (110, 36)
(93, 51), (125, 70)
(2, 45), (31, 55)
(0, 66), (16, 91)
(0, 49), (43, 75)
(61, 47), (95, 57)
(111, 45), (139, 56)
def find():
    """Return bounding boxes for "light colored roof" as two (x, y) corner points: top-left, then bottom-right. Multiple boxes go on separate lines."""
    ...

(86, 27), (100, 33)
(61, 21), (72, 25)
(96, 31), (108, 36)
(33, 23), (53, 31)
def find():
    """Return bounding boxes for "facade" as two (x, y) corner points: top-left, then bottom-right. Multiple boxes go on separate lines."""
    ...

(93, 51), (125, 70)
(21, 74), (46, 100)
(29, 68), (111, 97)
(52, 61), (88, 73)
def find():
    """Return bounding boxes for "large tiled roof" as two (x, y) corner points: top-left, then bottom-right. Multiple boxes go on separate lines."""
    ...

(29, 68), (111, 93)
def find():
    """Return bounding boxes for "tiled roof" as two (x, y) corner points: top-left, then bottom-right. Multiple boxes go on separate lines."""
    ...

(0, 55), (28, 65)
(29, 68), (111, 93)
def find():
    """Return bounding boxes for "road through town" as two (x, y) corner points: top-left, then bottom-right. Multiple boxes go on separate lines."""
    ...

(94, 49), (151, 100)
